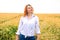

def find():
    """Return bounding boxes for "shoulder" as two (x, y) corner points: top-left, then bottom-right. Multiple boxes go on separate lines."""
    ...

(34, 15), (39, 19)
(20, 16), (27, 20)
(20, 16), (24, 20)
(32, 14), (38, 18)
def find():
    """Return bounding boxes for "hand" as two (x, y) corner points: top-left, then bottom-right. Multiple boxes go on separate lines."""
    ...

(37, 37), (40, 40)
(16, 35), (19, 40)
(36, 34), (40, 40)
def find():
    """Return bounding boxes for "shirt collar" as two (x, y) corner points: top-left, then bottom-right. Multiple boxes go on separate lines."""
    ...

(31, 14), (35, 17)
(25, 14), (35, 18)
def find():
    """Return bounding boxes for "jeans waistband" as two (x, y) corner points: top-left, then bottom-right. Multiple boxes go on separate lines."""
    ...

(20, 33), (35, 38)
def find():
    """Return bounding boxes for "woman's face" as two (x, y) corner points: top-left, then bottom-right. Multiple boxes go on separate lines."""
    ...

(27, 6), (33, 14)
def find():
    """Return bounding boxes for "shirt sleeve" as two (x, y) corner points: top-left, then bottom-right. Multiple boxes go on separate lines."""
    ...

(16, 16), (23, 35)
(35, 16), (41, 34)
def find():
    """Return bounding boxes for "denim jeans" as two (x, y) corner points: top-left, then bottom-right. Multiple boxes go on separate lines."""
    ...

(19, 33), (36, 40)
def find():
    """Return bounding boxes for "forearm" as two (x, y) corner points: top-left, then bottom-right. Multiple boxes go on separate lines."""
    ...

(16, 35), (19, 40)
(36, 34), (40, 40)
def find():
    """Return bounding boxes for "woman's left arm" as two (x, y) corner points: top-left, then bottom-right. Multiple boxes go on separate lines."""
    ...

(36, 34), (41, 40)
(35, 16), (41, 40)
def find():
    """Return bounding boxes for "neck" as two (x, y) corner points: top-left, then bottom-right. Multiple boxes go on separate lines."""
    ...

(27, 13), (32, 17)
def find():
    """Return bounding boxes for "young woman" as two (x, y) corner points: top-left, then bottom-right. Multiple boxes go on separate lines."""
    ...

(16, 4), (41, 40)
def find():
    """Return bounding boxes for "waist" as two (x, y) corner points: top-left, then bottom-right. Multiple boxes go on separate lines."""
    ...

(20, 31), (35, 36)
(20, 33), (35, 38)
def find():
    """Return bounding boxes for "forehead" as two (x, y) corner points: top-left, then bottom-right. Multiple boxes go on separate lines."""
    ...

(27, 6), (32, 8)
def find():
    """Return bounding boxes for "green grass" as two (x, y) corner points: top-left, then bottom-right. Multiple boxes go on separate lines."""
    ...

(0, 25), (17, 40)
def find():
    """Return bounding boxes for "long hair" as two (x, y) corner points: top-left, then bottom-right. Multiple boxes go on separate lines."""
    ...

(24, 4), (33, 17)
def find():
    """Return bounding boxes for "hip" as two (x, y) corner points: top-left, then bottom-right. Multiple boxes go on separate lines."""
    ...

(19, 33), (36, 40)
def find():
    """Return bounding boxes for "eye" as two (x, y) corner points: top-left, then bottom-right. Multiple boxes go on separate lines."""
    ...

(27, 6), (32, 9)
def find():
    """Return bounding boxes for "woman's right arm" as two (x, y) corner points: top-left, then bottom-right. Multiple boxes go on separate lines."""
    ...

(16, 16), (23, 40)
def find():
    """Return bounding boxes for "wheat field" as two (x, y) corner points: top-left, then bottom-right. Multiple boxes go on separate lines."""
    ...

(0, 13), (60, 40)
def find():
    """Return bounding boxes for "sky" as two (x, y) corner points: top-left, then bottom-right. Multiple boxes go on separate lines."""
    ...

(0, 0), (60, 14)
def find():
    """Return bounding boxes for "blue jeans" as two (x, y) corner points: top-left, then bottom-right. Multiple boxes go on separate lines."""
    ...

(19, 33), (36, 40)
